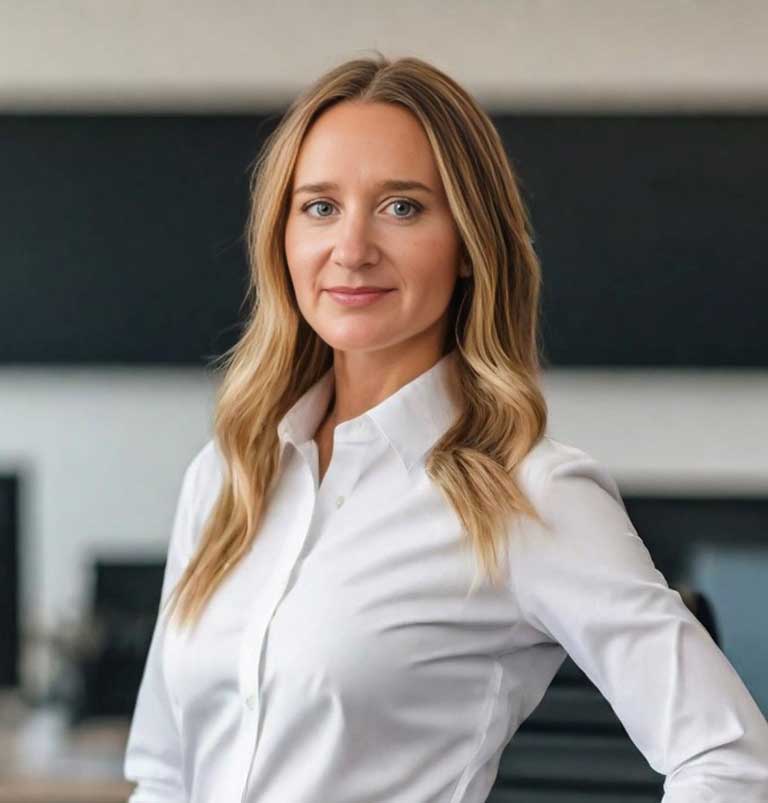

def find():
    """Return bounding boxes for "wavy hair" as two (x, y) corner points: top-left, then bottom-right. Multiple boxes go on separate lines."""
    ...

(166, 50), (550, 630)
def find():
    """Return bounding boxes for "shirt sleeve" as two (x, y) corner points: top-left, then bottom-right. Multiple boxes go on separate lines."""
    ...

(123, 452), (201, 802)
(508, 447), (768, 802)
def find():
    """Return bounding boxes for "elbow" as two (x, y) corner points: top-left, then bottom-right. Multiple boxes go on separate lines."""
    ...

(663, 718), (768, 800)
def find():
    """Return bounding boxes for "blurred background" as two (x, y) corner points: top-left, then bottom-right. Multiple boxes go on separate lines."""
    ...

(1, 1), (767, 801)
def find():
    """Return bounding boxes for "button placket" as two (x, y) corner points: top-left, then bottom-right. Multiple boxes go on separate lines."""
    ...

(315, 418), (375, 519)
(236, 424), (379, 803)
(239, 464), (317, 707)
(236, 454), (320, 803)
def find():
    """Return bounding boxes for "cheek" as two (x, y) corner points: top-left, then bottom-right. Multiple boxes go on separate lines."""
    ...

(405, 242), (459, 298)
(283, 240), (300, 280)
(285, 230), (319, 296)
(284, 215), (318, 268)
(397, 270), (457, 333)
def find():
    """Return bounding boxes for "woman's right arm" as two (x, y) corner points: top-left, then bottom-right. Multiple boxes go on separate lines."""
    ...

(123, 452), (201, 802)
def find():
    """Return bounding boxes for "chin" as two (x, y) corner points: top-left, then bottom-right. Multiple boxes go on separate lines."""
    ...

(318, 328), (402, 353)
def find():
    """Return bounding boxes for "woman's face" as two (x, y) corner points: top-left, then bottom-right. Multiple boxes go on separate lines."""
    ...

(284, 101), (463, 358)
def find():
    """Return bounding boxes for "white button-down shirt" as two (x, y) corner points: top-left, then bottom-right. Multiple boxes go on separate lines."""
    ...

(124, 349), (768, 802)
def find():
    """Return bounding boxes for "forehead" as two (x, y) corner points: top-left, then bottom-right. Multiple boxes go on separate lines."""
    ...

(292, 102), (440, 185)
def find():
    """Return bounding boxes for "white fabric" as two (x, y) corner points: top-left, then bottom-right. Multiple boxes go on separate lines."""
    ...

(124, 348), (768, 802)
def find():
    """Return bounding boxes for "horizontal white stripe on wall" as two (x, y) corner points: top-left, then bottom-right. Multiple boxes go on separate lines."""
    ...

(542, 368), (768, 496)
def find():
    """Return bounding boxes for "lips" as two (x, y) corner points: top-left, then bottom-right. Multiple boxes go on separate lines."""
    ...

(324, 288), (394, 307)
(325, 287), (393, 294)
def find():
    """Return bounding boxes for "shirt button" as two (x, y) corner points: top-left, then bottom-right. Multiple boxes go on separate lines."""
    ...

(335, 495), (345, 508)
(245, 693), (257, 710)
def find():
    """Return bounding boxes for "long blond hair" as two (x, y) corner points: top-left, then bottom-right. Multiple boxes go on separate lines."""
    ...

(166, 51), (550, 630)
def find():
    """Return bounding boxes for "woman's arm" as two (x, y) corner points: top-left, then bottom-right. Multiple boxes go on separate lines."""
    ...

(509, 448), (768, 801)
(123, 453), (201, 802)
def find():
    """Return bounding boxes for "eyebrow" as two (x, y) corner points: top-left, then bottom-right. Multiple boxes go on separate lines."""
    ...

(292, 179), (435, 197)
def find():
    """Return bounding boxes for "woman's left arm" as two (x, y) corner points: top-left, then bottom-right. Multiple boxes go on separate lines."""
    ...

(509, 448), (768, 801)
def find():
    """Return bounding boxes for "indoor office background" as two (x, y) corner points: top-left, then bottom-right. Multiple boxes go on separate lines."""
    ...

(1, 2), (767, 802)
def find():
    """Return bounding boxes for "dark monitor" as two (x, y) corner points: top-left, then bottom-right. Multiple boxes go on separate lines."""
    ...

(0, 474), (19, 687)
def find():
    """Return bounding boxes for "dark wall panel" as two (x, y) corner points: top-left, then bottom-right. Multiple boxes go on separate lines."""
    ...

(494, 114), (768, 368)
(1, 113), (766, 367)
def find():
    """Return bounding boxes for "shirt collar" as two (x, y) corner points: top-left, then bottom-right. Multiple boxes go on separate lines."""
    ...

(277, 348), (462, 472)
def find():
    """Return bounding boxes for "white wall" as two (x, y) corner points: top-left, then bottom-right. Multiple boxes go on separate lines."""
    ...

(1, 0), (767, 112)
(1, 0), (767, 695)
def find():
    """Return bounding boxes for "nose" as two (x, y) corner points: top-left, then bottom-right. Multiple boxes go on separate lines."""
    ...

(331, 207), (379, 270)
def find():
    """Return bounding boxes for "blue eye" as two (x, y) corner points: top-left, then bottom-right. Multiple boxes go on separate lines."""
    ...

(301, 199), (422, 220)
(304, 200), (335, 217)
(388, 199), (420, 218)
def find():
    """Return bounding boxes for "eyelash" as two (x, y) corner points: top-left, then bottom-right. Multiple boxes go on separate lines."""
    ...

(300, 198), (423, 220)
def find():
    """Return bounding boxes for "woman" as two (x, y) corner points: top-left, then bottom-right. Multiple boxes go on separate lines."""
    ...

(123, 53), (768, 801)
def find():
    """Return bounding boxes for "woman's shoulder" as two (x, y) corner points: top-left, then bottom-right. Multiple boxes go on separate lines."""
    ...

(508, 436), (635, 579)
(182, 437), (225, 521)
(514, 434), (592, 488)
(189, 436), (223, 483)
(514, 434), (624, 512)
